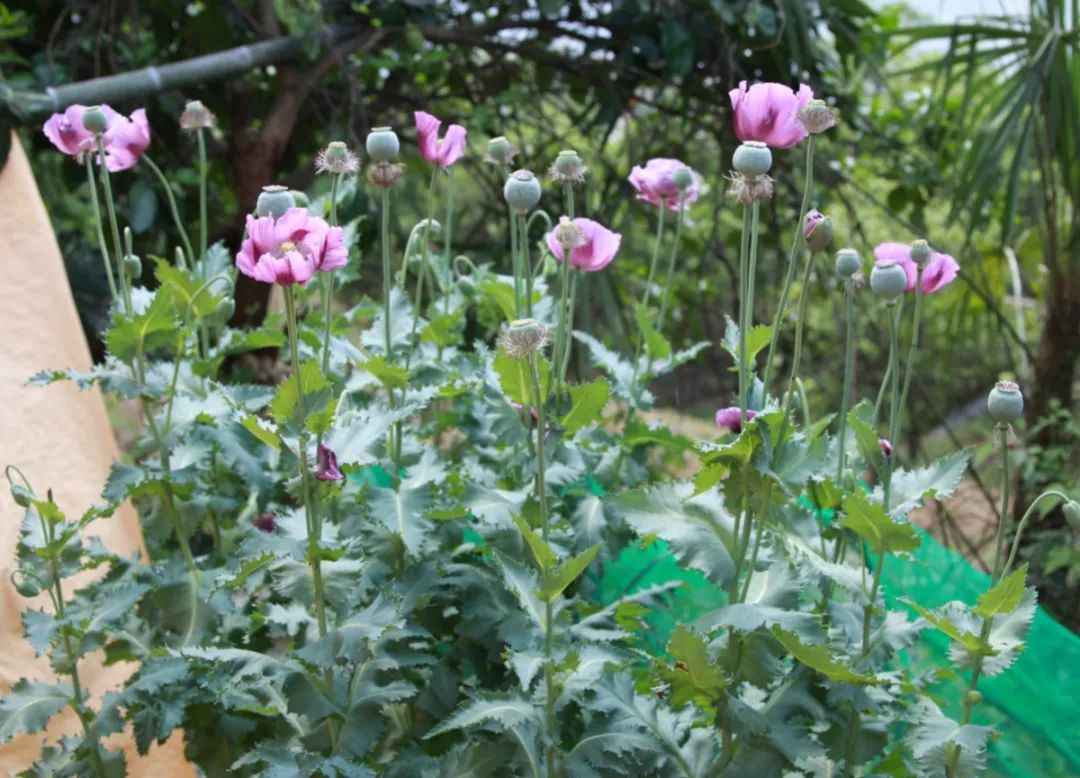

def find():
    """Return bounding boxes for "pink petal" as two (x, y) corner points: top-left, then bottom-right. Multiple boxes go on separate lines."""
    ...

(874, 242), (918, 291)
(921, 252), (959, 294)
(437, 124), (467, 166)
(414, 111), (441, 164)
(545, 229), (566, 262)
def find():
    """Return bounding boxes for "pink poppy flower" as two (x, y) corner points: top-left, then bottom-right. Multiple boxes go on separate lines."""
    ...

(415, 111), (467, 167)
(728, 81), (814, 149)
(43, 104), (151, 171)
(716, 407), (756, 434)
(236, 207), (346, 286)
(313, 444), (343, 481)
(628, 158), (700, 211)
(873, 242), (959, 294)
(545, 217), (621, 272)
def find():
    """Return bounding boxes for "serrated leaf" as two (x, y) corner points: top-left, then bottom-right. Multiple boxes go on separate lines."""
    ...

(269, 361), (331, 425)
(494, 351), (550, 407)
(538, 545), (599, 602)
(512, 515), (556, 570)
(636, 304), (671, 360)
(106, 287), (179, 362)
(663, 626), (727, 710)
(720, 316), (773, 369)
(772, 627), (877, 685)
(560, 378), (609, 433)
(841, 490), (920, 555)
(888, 450), (971, 516)
(848, 401), (883, 475)
(425, 695), (539, 739)
(494, 551), (546, 633)
(573, 331), (639, 401)
(0, 679), (70, 740)
(358, 355), (408, 390)
(240, 414), (281, 450)
(974, 564), (1027, 618)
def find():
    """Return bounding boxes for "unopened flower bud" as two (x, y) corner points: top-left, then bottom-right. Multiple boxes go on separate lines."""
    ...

(554, 216), (586, 251)
(549, 150), (587, 182)
(179, 100), (215, 130)
(798, 99), (837, 135)
(215, 298), (235, 323)
(834, 248), (861, 278)
(124, 254), (142, 279)
(504, 170), (542, 213)
(803, 210), (833, 253)
(870, 261), (908, 303)
(879, 438), (893, 459)
(82, 106), (109, 134)
(672, 166), (695, 191)
(963, 690), (982, 708)
(367, 162), (405, 188)
(10, 484), (32, 508)
(458, 276), (476, 298)
(498, 318), (550, 357)
(732, 141), (772, 177)
(253, 512), (276, 533)
(1064, 500), (1080, 532)
(910, 239), (932, 267)
(486, 136), (517, 165)
(365, 127), (400, 162)
(256, 185), (296, 218)
(987, 381), (1023, 424)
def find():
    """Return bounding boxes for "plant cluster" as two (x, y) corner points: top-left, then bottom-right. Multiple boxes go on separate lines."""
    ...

(1, 84), (1070, 777)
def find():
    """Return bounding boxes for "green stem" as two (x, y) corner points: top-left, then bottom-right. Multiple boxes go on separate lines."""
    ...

(631, 206), (668, 377)
(381, 188), (393, 358)
(737, 205), (752, 423)
(407, 170), (440, 361)
(96, 136), (131, 312)
(989, 425), (1012, 584)
(197, 128), (208, 262)
(1003, 490), (1069, 579)
(544, 597), (556, 778)
(320, 172), (344, 375)
(511, 205), (522, 318)
(883, 305), (902, 512)
(837, 282), (855, 483)
(528, 354), (549, 540)
(782, 248), (816, 415)
(442, 170), (455, 316)
(553, 184), (575, 396)
(763, 136), (815, 394)
(520, 213), (534, 317)
(654, 196), (687, 338)
(141, 155), (195, 268)
(895, 272), (924, 465)
(738, 481), (774, 603)
(861, 553), (885, 655)
(84, 158), (119, 303)
(558, 271), (580, 388)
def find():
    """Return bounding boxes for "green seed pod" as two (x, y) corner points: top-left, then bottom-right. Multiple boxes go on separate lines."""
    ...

(82, 106), (109, 134)
(550, 149), (587, 182)
(910, 239), (932, 267)
(366, 127), (400, 162)
(672, 166), (695, 191)
(870, 261), (908, 303)
(834, 248), (862, 279)
(804, 213), (833, 254)
(12, 572), (40, 598)
(732, 141), (772, 177)
(486, 136), (516, 165)
(963, 690), (982, 708)
(124, 254), (143, 280)
(256, 185), (296, 218)
(503, 170), (542, 213)
(458, 275), (476, 298)
(987, 381), (1024, 423)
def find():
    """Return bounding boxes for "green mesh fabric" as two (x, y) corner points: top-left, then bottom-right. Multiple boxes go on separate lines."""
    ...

(596, 530), (1080, 776)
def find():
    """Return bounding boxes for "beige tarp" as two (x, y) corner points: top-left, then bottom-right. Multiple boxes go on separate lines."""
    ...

(0, 133), (193, 775)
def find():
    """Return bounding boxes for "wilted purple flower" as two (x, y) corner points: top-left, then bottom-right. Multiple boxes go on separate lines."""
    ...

(314, 443), (343, 481)
(879, 439), (893, 458)
(716, 407), (756, 434)
(628, 158), (700, 211)
(415, 111), (467, 167)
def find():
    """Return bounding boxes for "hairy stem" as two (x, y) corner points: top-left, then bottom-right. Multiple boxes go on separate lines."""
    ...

(141, 155), (195, 268)
(84, 158), (119, 303)
(96, 136), (130, 312)
(737, 204), (752, 422)
(836, 281), (856, 483)
(197, 127), (208, 262)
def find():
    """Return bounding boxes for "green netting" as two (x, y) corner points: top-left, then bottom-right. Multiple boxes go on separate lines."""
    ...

(596, 532), (1080, 777)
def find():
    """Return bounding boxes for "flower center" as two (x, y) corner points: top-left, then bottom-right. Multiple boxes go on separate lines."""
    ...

(280, 241), (298, 253)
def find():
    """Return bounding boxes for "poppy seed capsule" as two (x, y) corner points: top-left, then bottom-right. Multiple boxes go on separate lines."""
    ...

(550, 150), (587, 182)
(179, 100), (215, 130)
(672, 166), (695, 191)
(963, 690), (982, 707)
(910, 239), (932, 267)
(256, 185), (296, 218)
(82, 106), (109, 134)
(504, 170), (542, 213)
(870, 261), (908, 303)
(987, 381), (1024, 423)
(835, 248), (861, 278)
(732, 141), (772, 177)
(798, 99), (837, 135)
(486, 136), (515, 165)
(365, 127), (400, 162)
(124, 255), (142, 279)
